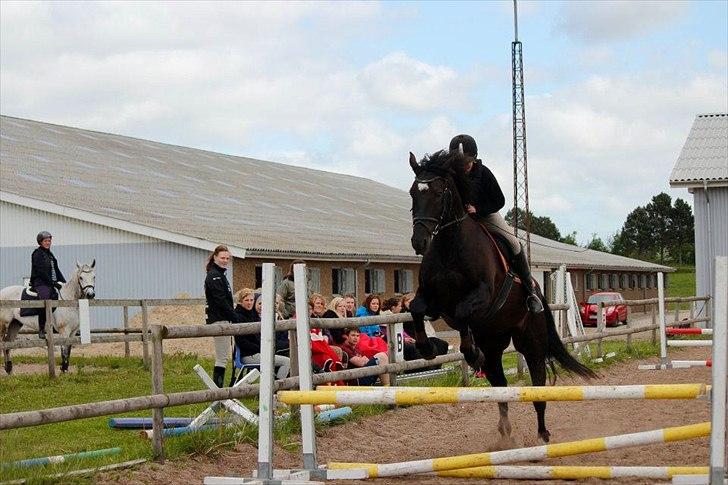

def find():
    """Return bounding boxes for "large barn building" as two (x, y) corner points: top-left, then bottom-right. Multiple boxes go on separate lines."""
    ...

(1, 115), (671, 325)
(670, 113), (728, 317)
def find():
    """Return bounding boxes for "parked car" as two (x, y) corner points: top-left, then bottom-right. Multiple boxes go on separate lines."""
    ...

(580, 292), (628, 327)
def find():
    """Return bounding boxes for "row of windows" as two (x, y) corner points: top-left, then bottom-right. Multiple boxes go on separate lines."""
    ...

(254, 266), (414, 296)
(584, 272), (664, 291)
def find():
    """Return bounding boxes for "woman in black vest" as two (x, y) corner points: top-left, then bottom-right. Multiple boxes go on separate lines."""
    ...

(204, 245), (241, 388)
(30, 231), (66, 339)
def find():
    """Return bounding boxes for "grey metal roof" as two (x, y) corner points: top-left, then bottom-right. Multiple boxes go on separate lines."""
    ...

(670, 113), (728, 187)
(0, 115), (671, 271)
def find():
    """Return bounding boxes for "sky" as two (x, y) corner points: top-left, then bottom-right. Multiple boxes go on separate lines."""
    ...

(1, 0), (726, 245)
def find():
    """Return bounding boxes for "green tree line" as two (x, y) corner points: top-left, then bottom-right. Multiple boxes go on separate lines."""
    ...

(505, 192), (695, 265)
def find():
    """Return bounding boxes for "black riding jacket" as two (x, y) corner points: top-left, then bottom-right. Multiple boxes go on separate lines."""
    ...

(204, 264), (239, 324)
(30, 247), (66, 289)
(466, 159), (505, 216)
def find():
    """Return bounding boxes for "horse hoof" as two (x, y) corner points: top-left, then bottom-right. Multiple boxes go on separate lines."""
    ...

(538, 430), (551, 443)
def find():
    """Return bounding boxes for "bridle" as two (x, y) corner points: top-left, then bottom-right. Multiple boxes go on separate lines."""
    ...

(412, 174), (467, 237)
(59, 268), (96, 300)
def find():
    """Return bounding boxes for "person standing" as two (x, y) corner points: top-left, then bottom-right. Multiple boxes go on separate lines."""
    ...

(30, 231), (65, 339)
(277, 259), (305, 319)
(204, 245), (240, 388)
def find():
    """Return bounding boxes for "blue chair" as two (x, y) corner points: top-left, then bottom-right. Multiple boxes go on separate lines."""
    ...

(230, 346), (260, 386)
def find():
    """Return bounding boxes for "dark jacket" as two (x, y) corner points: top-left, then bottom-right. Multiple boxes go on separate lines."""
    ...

(466, 159), (505, 216)
(30, 247), (65, 289)
(233, 304), (261, 357)
(204, 264), (239, 324)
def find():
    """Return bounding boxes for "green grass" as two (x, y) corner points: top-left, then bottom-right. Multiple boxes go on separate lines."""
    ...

(666, 265), (697, 311)
(1, 340), (664, 483)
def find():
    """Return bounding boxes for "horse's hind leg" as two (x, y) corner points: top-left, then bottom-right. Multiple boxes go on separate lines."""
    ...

(520, 343), (550, 443)
(482, 346), (514, 445)
(61, 344), (72, 373)
(3, 319), (22, 374)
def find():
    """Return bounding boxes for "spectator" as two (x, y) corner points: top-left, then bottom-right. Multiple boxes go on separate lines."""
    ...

(381, 297), (402, 315)
(343, 293), (357, 318)
(310, 293), (345, 361)
(204, 245), (241, 388)
(339, 328), (390, 386)
(278, 259), (304, 319)
(234, 293), (290, 380)
(323, 296), (348, 345)
(254, 291), (289, 355)
(356, 294), (382, 337)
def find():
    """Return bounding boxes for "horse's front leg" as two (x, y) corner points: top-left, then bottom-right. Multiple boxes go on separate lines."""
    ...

(457, 327), (485, 371)
(60, 344), (72, 373)
(410, 292), (437, 360)
(3, 320), (22, 374)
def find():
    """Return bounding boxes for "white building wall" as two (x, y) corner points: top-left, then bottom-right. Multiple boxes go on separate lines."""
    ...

(0, 201), (232, 327)
(693, 186), (728, 321)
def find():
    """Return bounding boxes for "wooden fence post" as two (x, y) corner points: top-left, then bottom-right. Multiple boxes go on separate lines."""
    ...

(625, 310), (632, 351)
(386, 323), (398, 387)
(141, 301), (150, 369)
(288, 330), (299, 378)
(596, 302), (605, 358)
(151, 325), (165, 463)
(45, 300), (56, 379)
(460, 359), (470, 386)
(123, 306), (130, 359)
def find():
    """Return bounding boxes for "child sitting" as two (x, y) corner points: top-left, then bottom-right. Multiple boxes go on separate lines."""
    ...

(338, 328), (390, 386)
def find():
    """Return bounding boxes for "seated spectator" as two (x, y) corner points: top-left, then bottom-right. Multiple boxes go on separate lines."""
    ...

(323, 296), (348, 345)
(381, 297), (403, 315)
(309, 293), (345, 364)
(356, 294), (383, 337)
(338, 328), (390, 386)
(233, 291), (291, 379)
(343, 293), (357, 318)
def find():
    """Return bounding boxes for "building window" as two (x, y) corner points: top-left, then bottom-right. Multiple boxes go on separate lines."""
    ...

(610, 274), (618, 289)
(255, 265), (283, 289)
(394, 269), (414, 294)
(571, 272), (579, 291)
(647, 274), (655, 289)
(639, 274), (647, 289)
(620, 274), (629, 289)
(586, 273), (596, 290)
(332, 268), (356, 296)
(631, 274), (638, 289)
(364, 268), (385, 294)
(598, 274), (607, 290)
(308, 267), (321, 294)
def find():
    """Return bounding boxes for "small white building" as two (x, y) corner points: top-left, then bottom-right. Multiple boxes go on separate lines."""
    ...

(670, 113), (728, 318)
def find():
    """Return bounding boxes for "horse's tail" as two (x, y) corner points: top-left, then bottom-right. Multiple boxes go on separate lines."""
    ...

(542, 295), (597, 379)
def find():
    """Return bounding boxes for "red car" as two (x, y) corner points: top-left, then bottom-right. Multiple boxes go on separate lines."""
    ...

(580, 292), (628, 327)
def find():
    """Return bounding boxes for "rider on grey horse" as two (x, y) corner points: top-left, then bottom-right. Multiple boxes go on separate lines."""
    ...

(449, 134), (543, 314)
(30, 231), (66, 338)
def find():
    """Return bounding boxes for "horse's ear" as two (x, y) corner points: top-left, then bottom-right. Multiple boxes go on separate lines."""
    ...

(91, 259), (96, 268)
(409, 152), (420, 174)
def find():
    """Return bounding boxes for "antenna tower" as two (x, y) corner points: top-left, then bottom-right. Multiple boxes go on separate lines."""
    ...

(512, 0), (531, 262)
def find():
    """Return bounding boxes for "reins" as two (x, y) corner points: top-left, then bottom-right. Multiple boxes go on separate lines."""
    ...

(412, 174), (467, 236)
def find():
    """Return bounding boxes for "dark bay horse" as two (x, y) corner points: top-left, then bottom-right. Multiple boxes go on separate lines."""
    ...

(408, 149), (596, 444)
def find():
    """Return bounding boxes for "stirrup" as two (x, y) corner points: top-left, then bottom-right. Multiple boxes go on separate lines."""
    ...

(526, 295), (544, 314)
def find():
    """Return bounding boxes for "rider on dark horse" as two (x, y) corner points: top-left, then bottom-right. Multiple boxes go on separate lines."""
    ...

(449, 134), (543, 314)
(30, 231), (66, 339)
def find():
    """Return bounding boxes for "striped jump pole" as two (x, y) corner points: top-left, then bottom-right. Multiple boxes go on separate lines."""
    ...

(666, 328), (713, 336)
(667, 340), (713, 348)
(1, 447), (121, 470)
(278, 384), (709, 406)
(437, 465), (708, 480)
(327, 421), (711, 478)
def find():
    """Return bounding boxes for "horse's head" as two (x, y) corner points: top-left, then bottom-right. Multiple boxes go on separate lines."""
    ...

(75, 259), (96, 299)
(408, 150), (467, 255)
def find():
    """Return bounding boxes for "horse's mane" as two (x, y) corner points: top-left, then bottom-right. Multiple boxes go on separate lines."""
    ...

(419, 150), (472, 204)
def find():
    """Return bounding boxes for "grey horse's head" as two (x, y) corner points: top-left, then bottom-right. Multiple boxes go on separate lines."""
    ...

(75, 259), (96, 299)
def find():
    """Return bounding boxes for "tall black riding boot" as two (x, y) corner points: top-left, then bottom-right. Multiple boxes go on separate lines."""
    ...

(512, 246), (544, 313)
(212, 366), (226, 388)
(37, 313), (47, 339)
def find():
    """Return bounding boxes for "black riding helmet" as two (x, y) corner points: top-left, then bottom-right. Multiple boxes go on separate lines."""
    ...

(36, 231), (52, 245)
(449, 134), (477, 158)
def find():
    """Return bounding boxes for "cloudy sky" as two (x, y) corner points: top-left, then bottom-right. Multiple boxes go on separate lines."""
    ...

(1, 1), (726, 244)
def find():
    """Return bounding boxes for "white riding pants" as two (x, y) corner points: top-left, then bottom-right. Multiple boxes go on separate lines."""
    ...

(481, 212), (522, 255)
(212, 320), (232, 368)
(241, 353), (291, 380)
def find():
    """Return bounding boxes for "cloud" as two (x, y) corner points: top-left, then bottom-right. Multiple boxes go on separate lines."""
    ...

(554, 1), (688, 44)
(360, 52), (472, 112)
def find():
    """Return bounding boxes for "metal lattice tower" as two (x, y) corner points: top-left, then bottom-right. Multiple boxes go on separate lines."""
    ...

(512, 0), (531, 262)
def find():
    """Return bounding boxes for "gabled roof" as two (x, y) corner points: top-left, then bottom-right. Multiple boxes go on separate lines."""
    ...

(670, 113), (728, 188)
(0, 115), (672, 271)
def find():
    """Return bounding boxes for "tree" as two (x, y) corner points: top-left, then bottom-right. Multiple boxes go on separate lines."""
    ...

(645, 193), (673, 264)
(561, 231), (577, 246)
(505, 207), (562, 242)
(612, 206), (653, 259)
(585, 234), (608, 252)
(669, 198), (695, 265)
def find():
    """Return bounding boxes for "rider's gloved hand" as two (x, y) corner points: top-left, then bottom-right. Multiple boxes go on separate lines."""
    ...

(54, 282), (63, 290)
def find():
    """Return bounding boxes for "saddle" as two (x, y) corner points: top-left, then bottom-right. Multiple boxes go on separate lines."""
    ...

(19, 285), (57, 318)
